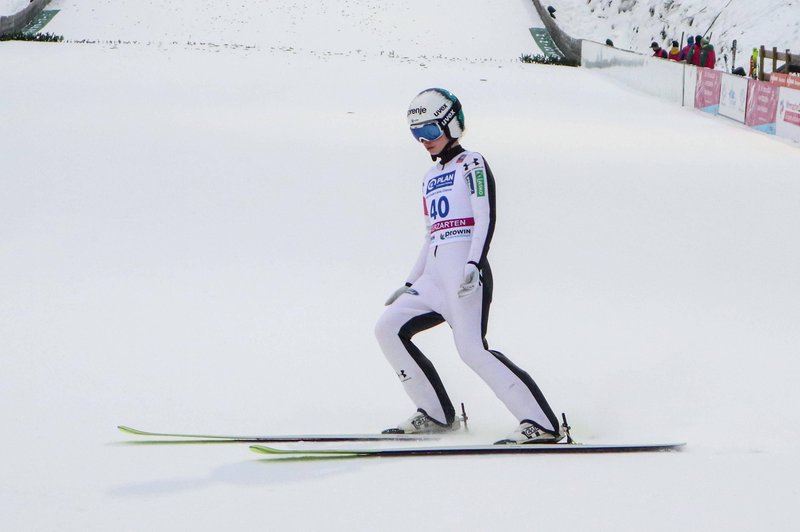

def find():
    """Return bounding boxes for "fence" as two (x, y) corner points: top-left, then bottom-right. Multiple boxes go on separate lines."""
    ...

(582, 40), (800, 144)
(759, 47), (800, 81)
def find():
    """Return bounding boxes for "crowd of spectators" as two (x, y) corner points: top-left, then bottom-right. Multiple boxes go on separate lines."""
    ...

(650, 34), (716, 68)
(603, 33), (717, 69)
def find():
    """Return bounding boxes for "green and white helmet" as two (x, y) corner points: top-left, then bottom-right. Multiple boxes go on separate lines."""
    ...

(407, 88), (465, 141)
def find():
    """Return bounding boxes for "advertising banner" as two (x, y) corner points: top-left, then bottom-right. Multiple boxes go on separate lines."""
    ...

(529, 28), (565, 59)
(770, 73), (800, 91)
(695, 68), (722, 113)
(770, 73), (791, 87)
(776, 87), (800, 142)
(719, 74), (749, 123)
(20, 9), (59, 35)
(746, 79), (779, 134)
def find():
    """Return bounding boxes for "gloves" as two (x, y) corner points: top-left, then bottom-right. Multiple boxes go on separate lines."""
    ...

(457, 262), (481, 298)
(387, 263), (480, 304)
(385, 283), (413, 306)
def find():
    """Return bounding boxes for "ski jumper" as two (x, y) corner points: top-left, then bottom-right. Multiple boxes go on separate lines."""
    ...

(375, 145), (560, 434)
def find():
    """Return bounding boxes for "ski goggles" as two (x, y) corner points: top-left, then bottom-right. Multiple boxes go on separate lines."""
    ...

(410, 121), (444, 142)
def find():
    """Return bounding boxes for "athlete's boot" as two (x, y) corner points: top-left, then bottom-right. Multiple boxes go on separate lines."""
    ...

(494, 420), (564, 444)
(382, 410), (461, 434)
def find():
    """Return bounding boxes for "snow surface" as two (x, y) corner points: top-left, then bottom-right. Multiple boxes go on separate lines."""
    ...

(2, 1), (800, 531)
(553, 0), (800, 71)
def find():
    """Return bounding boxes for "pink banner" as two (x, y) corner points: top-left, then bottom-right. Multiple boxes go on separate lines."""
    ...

(746, 79), (779, 133)
(770, 73), (800, 90)
(770, 73), (791, 87)
(695, 69), (722, 113)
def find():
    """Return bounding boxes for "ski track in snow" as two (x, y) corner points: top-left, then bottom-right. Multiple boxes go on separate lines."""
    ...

(2, 1), (800, 531)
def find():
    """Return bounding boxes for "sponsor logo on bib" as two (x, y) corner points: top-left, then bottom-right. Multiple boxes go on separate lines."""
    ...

(474, 169), (486, 197)
(427, 171), (455, 193)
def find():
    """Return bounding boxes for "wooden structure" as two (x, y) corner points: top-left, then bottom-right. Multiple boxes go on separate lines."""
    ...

(759, 46), (800, 81)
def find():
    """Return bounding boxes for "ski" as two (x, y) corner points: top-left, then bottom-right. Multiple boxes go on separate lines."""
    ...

(249, 441), (686, 459)
(117, 425), (438, 443)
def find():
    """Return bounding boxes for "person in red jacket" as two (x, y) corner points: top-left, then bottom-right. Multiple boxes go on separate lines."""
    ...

(687, 34), (703, 65)
(650, 42), (667, 59)
(667, 40), (681, 61)
(679, 35), (694, 61)
(699, 37), (716, 68)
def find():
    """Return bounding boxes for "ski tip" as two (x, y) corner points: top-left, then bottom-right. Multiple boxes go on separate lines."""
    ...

(118, 425), (147, 435)
(250, 445), (281, 455)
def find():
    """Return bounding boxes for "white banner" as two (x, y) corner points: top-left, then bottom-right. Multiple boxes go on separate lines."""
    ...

(719, 74), (749, 123)
(776, 87), (800, 142)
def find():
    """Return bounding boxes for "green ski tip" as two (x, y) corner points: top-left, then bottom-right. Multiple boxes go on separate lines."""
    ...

(250, 445), (367, 456)
(118, 425), (152, 436)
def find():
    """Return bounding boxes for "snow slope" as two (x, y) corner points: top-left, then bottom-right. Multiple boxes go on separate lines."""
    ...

(553, 0), (800, 71)
(43, 0), (544, 58)
(2, 1), (800, 531)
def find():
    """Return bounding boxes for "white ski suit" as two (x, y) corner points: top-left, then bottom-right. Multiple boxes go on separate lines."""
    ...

(375, 145), (560, 433)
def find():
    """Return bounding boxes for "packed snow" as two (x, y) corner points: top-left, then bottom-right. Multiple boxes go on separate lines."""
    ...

(2, 1), (800, 531)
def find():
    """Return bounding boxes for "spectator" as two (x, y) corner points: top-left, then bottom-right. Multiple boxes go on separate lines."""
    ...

(547, 6), (556, 19)
(650, 42), (667, 59)
(699, 37), (716, 69)
(605, 38), (614, 47)
(668, 40), (681, 61)
(679, 35), (694, 61)
(732, 67), (746, 76)
(687, 34), (703, 65)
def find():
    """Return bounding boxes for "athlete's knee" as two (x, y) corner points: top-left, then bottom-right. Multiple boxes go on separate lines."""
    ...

(455, 341), (492, 370)
(375, 309), (403, 345)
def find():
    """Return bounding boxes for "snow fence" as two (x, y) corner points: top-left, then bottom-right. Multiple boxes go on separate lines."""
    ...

(582, 40), (800, 144)
(0, 0), (51, 37)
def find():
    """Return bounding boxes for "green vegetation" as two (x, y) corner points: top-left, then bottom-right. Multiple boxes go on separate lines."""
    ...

(1, 32), (64, 43)
(519, 53), (579, 66)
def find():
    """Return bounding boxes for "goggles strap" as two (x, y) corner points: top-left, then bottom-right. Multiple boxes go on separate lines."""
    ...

(438, 99), (462, 130)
